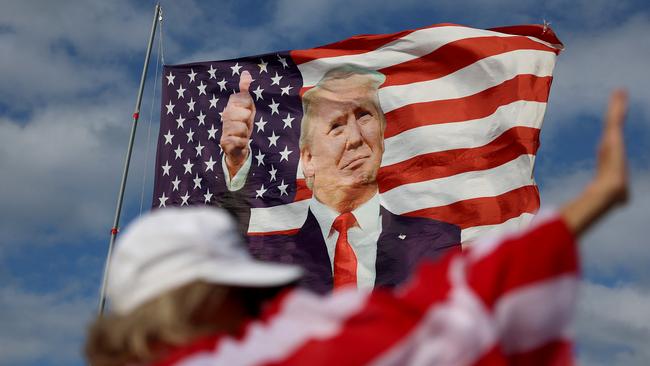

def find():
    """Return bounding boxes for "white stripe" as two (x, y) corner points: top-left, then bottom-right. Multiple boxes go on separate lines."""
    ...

(460, 212), (536, 243)
(495, 275), (578, 354)
(296, 158), (304, 179)
(248, 199), (309, 233)
(372, 258), (497, 366)
(380, 154), (535, 213)
(378, 49), (556, 113)
(298, 25), (523, 87)
(177, 354), (215, 366)
(209, 288), (368, 365)
(382, 101), (546, 166)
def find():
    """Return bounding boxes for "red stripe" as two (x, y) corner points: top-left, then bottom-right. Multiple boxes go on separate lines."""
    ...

(467, 218), (577, 309)
(506, 339), (574, 366)
(378, 127), (540, 193)
(299, 85), (313, 97)
(472, 345), (507, 365)
(489, 25), (564, 49)
(404, 185), (540, 230)
(384, 74), (552, 138)
(471, 339), (574, 365)
(293, 179), (311, 201)
(290, 30), (415, 65)
(264, 257), (455, 366)
(248, 228), (300, 236)
(298, 40), (555, 97)
(289, 23), (461, 65)
(380, 36), (558, 88)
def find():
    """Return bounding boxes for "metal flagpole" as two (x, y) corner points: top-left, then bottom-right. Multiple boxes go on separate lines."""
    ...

(98, 3), (162, 314)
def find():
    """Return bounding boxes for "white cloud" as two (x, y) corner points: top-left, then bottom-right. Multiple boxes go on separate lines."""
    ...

(0, 0), (152, 106)
(0, 0), (149, 58)
(0, 286), (94, 366)
(0, 94), (157, 249)
(576, 281), (650, 366)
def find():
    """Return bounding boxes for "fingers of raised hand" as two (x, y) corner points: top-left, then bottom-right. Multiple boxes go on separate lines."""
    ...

(605, 89), (628, 132)
(220, 135), (249, 151)
(596, 89), (629, 204)
(220, 119), (250, 160)
(223, 105), (253, 125)
(600, 89), (628, 154)
(228, 92), (254, 109)
(222, 119), (250, 139)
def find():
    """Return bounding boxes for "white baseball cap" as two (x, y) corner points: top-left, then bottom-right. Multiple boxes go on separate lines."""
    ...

(107, 206), (302, 315)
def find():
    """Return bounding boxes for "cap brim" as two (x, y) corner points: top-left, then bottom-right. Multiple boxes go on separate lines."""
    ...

(198, 259), (303, 288)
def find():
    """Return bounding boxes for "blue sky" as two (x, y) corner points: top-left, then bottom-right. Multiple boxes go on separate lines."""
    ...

(1, 1), (649, 365)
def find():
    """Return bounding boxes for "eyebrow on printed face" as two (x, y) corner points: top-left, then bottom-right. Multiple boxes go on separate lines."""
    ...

(325, 102), (379, 127)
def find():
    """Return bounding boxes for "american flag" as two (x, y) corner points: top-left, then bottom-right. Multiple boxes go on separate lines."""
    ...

(153, 23), (563, 244)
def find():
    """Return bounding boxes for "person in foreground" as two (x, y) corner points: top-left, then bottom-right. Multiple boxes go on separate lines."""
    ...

(86, 90), (628, 366)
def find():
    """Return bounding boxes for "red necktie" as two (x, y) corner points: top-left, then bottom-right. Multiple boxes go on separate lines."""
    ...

(332, 212), (358, 289)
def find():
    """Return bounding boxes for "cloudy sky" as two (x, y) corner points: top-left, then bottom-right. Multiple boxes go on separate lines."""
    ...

(0, 1), (648, 365)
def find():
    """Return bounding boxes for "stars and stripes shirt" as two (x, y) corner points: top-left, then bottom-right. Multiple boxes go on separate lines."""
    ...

(153, 212), (578, 366)
(153, 23), (564, 246)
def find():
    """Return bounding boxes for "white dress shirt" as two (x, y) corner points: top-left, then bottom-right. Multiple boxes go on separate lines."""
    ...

(309, 194), (382, 289)
(222, 151), (252, 191)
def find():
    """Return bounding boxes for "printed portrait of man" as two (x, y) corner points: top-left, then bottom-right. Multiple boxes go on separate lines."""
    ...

(220, 66), (461, 293)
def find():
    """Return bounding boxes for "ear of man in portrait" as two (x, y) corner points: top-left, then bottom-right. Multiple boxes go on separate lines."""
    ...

(221, 65), (461, 293)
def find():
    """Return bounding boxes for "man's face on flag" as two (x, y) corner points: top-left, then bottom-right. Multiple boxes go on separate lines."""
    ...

(301, 74), (385, 192)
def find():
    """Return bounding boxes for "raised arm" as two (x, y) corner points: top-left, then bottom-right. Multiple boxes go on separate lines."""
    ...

(458, 90), (630, 363)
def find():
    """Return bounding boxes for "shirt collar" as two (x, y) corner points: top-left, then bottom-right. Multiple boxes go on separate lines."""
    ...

(309, 193), (381, 238)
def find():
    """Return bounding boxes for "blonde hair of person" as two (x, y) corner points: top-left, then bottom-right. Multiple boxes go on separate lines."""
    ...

(85, 281), (230, 366)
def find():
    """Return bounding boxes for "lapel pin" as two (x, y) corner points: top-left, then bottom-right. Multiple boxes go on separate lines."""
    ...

(398, 234), (406, 240)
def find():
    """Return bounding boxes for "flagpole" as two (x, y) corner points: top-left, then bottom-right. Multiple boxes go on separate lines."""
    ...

(98, 3), (162, 315)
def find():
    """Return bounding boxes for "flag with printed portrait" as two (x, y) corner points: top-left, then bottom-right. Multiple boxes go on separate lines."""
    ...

(153, 23), (563, 291)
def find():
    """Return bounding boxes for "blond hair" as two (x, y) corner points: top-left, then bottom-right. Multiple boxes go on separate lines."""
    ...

(299, 65), (386, 150)
(85, 281), (229, 366)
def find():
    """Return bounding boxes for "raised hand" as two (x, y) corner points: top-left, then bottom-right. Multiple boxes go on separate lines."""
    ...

(220, 70), (255, 178)
(594, 89), (629, 205)
(561, 89), (629, 236)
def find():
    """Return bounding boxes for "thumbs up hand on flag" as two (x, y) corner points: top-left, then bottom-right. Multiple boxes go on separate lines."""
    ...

(221, 70), (255, 178)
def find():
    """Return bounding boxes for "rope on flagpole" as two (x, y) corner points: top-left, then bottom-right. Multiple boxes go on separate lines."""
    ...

(158, 6), (166, 65)
(98, 3), (162, 315)
(138, 14), (164, 216)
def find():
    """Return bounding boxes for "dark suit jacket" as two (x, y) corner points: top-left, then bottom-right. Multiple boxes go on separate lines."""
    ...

(247, 206), (461, 293)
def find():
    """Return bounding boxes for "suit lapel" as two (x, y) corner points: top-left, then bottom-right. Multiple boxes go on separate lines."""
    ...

(294, 209), (333, 293)
(375, 206), (409, 287)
